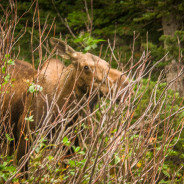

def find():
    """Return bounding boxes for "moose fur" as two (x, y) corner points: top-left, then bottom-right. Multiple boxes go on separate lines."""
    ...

(2, 38), (130, 173)
(1, 60), (36, 154)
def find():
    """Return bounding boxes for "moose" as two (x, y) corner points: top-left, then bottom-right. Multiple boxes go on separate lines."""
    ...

(2, 38), (130, 175)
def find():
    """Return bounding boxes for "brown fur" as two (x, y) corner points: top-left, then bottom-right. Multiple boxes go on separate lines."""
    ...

(1, 60), (36, 150)
(2, 38), (130, 172)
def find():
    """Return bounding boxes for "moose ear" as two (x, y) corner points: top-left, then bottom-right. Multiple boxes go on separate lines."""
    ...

(50, 37), (76, 59)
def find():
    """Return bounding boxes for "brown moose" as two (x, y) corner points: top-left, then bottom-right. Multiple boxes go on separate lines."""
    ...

(2, 38), (130, 174)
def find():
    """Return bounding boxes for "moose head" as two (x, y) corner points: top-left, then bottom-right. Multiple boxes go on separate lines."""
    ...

(49, 37), (130, 105)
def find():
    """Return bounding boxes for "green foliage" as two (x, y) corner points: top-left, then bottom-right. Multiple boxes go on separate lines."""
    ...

(0, 155), (17, 183)
(72, 145), (85, 155)
(62, 136), (71, 146)
(132, 78), (184, 182)
(143, 42), (165, 62)
(74, 33), (105, 52)
(67, 11), (87, 30)
(0, 55), (15, 88)
(25, 138), (63, 183)
(160, 30), (184, 62)
(133, 78), (183, 123)
(5, 134), (14, 143)
(28, 83), (43, 93)
(22, 137), (88, 183)
(25, 115), (34, 122)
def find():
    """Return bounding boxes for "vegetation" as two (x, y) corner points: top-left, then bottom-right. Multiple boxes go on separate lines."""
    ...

(0, 0), (184, 183)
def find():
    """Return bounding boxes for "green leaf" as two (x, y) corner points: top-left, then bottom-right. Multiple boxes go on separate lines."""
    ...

(5, 54), (10, 58)
(69, 160), (76, 167)
(62, 137), (71, 146)
(2, 66), (6, 74)
(7, 59), (15, 65)
(159, 179), (168, 184)
(5, 134), (14, 142)
(72, 146), (80, 153)
(47, 155), (54, 161)
(4, 74), (10, 83)
(28, 85), (35, 93)
(78, 151), (85, 155)
(84, 46), (91, 51)
(75, 146), (80, 152)
(62, 137), (68, 144)
(28, 83), (43, 93)
(105, 137), (109, 143)
(111, 129), (117, 134)
(25, 115), (34, 122)
(70, 170), (75, 176)
(114, 154), (121, 164)
(162, 170), (170, 178)
(6, 166), (16, 172)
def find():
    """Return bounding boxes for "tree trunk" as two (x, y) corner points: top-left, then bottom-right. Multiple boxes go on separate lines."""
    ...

(162, 14), (184, 96)
(162, 14), (178, 36)
(162, 14), (178, 51)
(165, 61), (184, 96)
